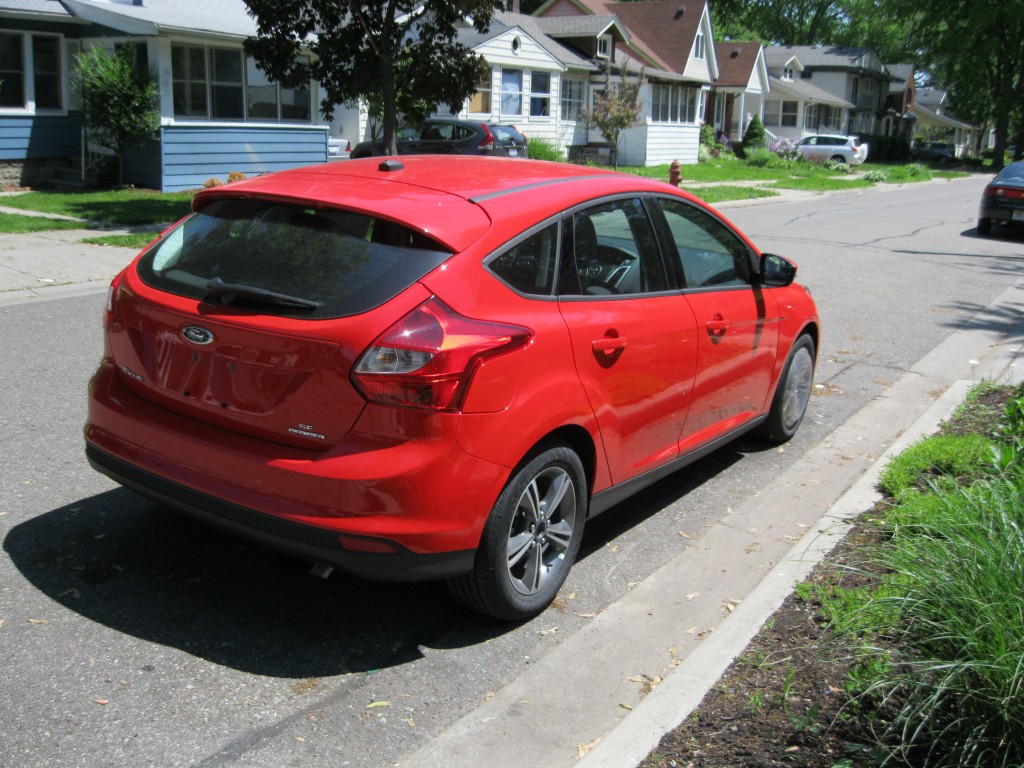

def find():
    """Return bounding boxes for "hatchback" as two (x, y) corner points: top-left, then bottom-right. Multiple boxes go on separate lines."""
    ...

(85, 156), (819, 620)
(795, 134), (868, 165)
(350, 119), (527, 159)
(978, 160), (1024, 236)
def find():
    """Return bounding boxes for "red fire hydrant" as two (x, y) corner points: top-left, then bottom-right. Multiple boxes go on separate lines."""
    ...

(669, 159), (682, 187)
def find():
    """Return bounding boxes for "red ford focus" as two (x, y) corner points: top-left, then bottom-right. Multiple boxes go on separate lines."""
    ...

(85, 156), (819, 620)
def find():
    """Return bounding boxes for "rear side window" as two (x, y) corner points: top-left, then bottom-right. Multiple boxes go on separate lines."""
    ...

(487, 224), (557, 295)
(136, 199), (451, 318)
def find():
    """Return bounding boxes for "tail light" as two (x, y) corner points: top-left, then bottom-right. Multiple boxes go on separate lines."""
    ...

(986, 186), (1023, 200)
(476, 124), (496, 151)
(104, 269), (127, 328)
(352, 297), (532, 411)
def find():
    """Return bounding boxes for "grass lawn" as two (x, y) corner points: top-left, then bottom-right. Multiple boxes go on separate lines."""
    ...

(686, 185), (779, 204)
(0, 188), (193, 226)
(0, 212), (92, 234)
(80, 232), (161, 249)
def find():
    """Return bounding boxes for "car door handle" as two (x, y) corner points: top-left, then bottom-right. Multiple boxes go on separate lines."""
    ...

(592, 336), (627, 354)
(706, 316), (728, 344)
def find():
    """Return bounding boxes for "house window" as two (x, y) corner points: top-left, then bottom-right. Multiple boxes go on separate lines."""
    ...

(469, 68), (492, 114)
(0, 33), (24, 108)
(694, 32), (706, 61)
(210, 48), (243, 119)
(803, 103), (819, 131)
(561, 77), (584, 121)
(850, 76), (859, 105)
(172, 43), (311, 122)
(651, 84), (673, 122)
(0, 32), (67, 111)
(32, 37), (61, 110)
(172, 44), (208, 117)
(530, 71), (550, 117)
(597, 35), (612, 59)
(764, 99), (798, 127)
(782, 66), (794, 81)
(501, 68), (522, 116)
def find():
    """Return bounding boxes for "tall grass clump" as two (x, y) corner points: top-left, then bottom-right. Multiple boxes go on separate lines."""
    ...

(847, 386), (1024, 767)
(526, 138), (562, 162)
(863, 476), (1024, 767)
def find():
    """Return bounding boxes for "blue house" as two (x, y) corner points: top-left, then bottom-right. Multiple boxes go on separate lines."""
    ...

(0, 0), (329, 191)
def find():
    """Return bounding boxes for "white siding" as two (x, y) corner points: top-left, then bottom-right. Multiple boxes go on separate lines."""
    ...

(641, 122), (700, 165)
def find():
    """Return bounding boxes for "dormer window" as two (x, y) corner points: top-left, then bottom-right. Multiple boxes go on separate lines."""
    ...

(693, 31), (705, 61)
(783, 66), (794, 81)
(597, 34), (612, 59)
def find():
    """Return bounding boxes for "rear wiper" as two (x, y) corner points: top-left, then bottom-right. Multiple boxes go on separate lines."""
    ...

(204, 277), (320, 310)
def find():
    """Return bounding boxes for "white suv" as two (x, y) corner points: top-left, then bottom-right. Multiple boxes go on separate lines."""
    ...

(796, 135), (869, 165)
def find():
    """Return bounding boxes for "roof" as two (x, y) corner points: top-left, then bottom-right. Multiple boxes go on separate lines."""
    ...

(768, 75), (853, 108)
(61, 0), (257, 38)
(714, 42), (763, 88)
(494, 11), (606, 70)
(911, 103), (975, 131)
(915, 87), (949, 107)
(765, 45), (893, 79)
(600, 0), (708, 75)
(0, 0), (72, 18)
(886, 63), (914, 91)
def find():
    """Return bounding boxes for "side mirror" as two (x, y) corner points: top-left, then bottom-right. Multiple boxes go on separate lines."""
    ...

(760, 252), (797, 287)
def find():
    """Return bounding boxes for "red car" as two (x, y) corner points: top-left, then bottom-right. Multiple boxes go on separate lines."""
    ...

(85, 156), (819, 620)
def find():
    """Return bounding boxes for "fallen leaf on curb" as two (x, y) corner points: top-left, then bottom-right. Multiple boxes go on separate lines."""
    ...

(538, 627), (559, 637)
(618, 703), (633, 711)
(27, 619), (47, 625)
(366, 701), (389, 709)
(686, 592), (700, 600)
(93, 699), (108, 706)
(577, 737), (601, 758)
(686, 625), (697, 634)
(678, 531), (692, 539)
(484, 691), (494, 701)
(575, 612), (597, 619)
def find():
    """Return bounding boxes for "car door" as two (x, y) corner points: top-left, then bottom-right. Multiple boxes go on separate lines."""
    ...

(557, 197), (699, 484)
(651, 197), (781, 452)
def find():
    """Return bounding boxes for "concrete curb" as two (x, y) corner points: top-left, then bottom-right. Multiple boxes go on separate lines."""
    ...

(574, 380), (973, 768)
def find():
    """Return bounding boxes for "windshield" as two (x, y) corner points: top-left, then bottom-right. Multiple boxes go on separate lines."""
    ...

(137, 199), (452, 318)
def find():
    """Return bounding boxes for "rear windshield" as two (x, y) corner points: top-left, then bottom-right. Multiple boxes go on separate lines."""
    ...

(136, 199), (452, 318)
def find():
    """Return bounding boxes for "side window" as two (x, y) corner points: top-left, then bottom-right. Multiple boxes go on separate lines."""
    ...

(558, 198), (667, 296)
(487, 224), (558, 296)
(656, 198), (753, 289)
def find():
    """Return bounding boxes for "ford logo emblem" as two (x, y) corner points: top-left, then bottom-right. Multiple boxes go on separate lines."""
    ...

(182, 326), (214, 345)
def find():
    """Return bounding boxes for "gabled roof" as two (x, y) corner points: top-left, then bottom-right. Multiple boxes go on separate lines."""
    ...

(535, 0), (716, 81)
(765, 44), (893, 79)
(768, 75), (853, 108)
(886, 63), (914, 92)
(492, 11), (601, 70)
(912, 103), (974, 130)
(714, 41), (764, 88)
(915, 87), (949, 107)
(61, 0), (257, 39)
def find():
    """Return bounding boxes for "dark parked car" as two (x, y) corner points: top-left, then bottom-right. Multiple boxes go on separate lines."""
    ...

(350, 119), (528, 159)
(86, 156), (819, 621)
(978, 160), (1024, 236)
(910, 141), (955, 162)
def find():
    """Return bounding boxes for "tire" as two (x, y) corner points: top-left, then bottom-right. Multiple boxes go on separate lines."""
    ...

(758, 335), (816, 444)
(448, 444), (587, 621)
(977, 218), (991, 236)
(830, 155), (847, 164)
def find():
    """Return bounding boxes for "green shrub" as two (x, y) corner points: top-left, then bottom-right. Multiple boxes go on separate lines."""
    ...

(742, 114), (766, 148)
(526, 138), (561, 162)
(885, 163), (932, 183)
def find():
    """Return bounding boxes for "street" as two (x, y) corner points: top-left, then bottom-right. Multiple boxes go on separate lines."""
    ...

(2, 176), (1022, 768)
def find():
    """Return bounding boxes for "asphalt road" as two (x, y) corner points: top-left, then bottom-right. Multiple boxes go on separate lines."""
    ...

(2, 175), (1021, 768)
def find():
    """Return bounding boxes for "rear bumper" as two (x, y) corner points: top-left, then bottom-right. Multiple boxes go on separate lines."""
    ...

(979, 200), (1024, 224)
(85, 359), (507, 581)
(86, 444), (474, 581)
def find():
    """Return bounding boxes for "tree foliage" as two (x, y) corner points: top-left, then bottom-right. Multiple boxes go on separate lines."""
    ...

(243, 0), (502, 155)
(579, 62), (646, 169)
(73, 46), (160, 187)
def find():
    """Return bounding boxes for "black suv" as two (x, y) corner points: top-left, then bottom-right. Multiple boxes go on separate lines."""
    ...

(350, 119), (528, 159)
